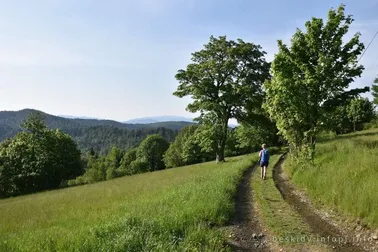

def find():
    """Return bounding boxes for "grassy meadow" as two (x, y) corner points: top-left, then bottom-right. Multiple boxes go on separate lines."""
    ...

(0, 154), (258, 252)
(286, 128), (378, 228)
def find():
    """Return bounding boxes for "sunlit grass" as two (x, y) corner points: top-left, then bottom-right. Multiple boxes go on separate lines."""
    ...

(252, 154), (327, 250)
(286, 128), (378, 228)
(0, 154), (258, 251)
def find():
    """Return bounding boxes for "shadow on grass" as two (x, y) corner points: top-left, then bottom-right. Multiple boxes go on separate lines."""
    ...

(318, 130), (378, 144)
(265, 197), (280, 203)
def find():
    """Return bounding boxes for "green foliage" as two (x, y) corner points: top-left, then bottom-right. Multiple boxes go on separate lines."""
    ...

(322, 105), (352, 134)
(321, 97), (375, 134)
(192, 116), (220, 154)
(224, 129), (241, 157)
(84, 157), (108, 183)
(174, 35), (270, 162)
(182, 128), (214, 164)
(21, 112), (47, 134)
(106, 146), (124, 169)
(0, 113), (83, 197)
(74, 126), (177, 155)
(235, 123), (279, 153)
(69, 133), (171, 186)
(364, 114), (378, 130)
(264, 4), (366, 159)
(128, 159), (150, 174)
(70, 146), (131, 184)
(163, 125), (200, 168)
(347, 97), (375, 131)
(106, 167), (117, 180)
(137, 134), (170, 171)
(119, 148), (138, 174)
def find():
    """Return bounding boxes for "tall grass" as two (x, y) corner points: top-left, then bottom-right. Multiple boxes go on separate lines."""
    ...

(0, 154), (258, 252)
(286, 128), (378, 228)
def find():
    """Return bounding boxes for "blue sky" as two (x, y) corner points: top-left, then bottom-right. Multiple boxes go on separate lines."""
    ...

(0, 0), (377, 122)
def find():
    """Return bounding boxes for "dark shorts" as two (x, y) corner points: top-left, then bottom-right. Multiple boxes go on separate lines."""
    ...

(260, 161), (269, 167)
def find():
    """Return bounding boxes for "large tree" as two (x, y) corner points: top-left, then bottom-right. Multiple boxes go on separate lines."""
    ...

(263, 4), (368, 159)
(137, 134), (169, 171)
(173, 36), (270, 162)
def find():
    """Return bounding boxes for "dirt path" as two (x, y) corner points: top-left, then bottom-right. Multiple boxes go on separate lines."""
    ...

(273, 154), (368, 252)
(225, 163), (269, 252)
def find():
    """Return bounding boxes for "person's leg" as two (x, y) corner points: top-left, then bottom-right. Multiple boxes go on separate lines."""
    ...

(263, 163), (269, 179)
(263, 166), (267, 179)
(261, 166), (263, 178)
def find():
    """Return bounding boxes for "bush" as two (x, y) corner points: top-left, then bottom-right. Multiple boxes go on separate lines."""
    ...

(106, 167), (117, 180)
(364, 115), (378, 130)
(120, 148), (137, 170)
(129, 160), (150, 175)
(0, 113), (83, 197)
(67, 176), (89, 187)
(317, 131), (337, 141)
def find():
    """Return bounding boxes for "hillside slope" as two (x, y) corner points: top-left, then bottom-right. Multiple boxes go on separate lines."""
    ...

(286, 128), (378, 228)
(0, 154), (257, 251)
(0, 109), (194, 153)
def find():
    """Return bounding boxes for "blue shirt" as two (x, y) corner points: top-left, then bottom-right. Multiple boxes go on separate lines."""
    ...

(260, 149), (270, 162)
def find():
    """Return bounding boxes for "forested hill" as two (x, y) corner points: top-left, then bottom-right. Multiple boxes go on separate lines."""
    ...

(0, 109), (194, 154)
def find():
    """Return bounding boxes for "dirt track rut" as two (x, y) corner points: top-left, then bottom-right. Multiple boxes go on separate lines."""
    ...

(226, 163), (269, 252)
(272, 154), (367, 252)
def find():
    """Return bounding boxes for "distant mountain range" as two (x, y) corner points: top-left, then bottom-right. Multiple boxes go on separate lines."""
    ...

(60, 115), (238, 127)
(59, 115), (194, 124)
(124, 116), (194, 124)
(59, 115), (104, 120)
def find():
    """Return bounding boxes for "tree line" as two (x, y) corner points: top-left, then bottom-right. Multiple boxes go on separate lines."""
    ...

(0, 109), (184, 155)
(69, 122), (281, 186)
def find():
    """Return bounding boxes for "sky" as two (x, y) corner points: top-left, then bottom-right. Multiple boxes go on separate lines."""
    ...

(0, 0), (377, 122)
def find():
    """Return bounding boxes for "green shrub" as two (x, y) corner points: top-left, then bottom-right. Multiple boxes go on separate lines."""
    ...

(129, 159), (150, 174)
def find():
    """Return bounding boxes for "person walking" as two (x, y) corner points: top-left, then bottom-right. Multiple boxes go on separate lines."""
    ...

(259, 144), (270, 180)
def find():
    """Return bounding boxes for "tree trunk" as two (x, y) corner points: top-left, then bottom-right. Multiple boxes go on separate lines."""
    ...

(216, 145), (225, 163)
(215, 116), (229, 163)
(353, 121), (356, 132)
(309, 134), (316, 162)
